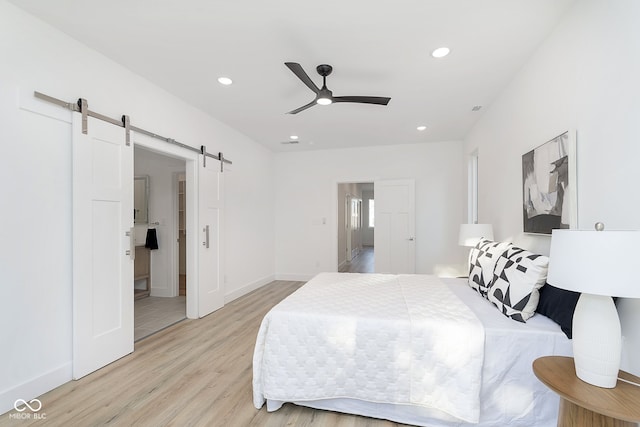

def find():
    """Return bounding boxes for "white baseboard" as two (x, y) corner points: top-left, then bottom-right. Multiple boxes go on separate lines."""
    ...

(0, 362), (72, 415)
(275, 273), (314, 282)
(224, 274), (276, 303)
(149, 287), (174, 298)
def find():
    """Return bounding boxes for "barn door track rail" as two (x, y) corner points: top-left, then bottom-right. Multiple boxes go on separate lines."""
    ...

(34, 91), (232, 171)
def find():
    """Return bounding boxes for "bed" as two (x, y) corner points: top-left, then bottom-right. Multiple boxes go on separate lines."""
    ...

(253, 268), (572, 426)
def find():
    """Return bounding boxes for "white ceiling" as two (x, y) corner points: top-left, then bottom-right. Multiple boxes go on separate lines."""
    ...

(11, 0), (574, 152)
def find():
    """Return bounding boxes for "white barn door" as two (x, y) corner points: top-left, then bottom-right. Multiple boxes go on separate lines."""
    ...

(72, 115), (134, 379)
(198, 156), (224, 317)
(374, 179), (415, 273)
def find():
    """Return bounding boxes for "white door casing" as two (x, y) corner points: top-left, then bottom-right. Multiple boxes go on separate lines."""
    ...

(346, 195), (353, 262)
(198, 156), (224, 317)
(374, 179), (416, 274)
(355, 198), (362, 257)
(72, 115), (134, 379)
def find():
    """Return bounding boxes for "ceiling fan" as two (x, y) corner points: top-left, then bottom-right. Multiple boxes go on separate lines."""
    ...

(284, 62), (391, 114)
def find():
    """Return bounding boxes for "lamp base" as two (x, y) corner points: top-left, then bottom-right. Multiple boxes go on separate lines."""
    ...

(572, 293), (621, 388)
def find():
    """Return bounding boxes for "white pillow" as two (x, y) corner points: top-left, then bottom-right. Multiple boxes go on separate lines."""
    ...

(488, 245), (549, 322)
(468, 238), (512, 298)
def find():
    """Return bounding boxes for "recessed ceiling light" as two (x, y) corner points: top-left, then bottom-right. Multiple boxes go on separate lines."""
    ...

(417, 125), (427, 131)
(431, 47), (450, 58)
(217, 77), (233, 85)
(290, 135), (299, 140)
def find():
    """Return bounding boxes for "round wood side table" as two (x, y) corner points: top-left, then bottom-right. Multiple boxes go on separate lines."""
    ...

(533, 356), (640, 427)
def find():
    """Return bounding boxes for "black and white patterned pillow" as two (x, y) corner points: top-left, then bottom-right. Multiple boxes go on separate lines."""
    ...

(488, 246), (549, 322)
(468, 239), (512, 298)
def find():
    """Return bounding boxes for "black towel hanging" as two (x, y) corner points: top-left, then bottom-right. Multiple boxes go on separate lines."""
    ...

(145, 228), (159, 250)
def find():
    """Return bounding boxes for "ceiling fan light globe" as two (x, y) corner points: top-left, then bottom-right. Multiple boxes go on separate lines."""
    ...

(317, 97), (332, 105)
(432, 47), (450, 58)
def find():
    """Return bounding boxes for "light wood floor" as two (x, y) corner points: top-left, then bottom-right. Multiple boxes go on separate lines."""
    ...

(1, 280), (408, 427)
(339, 246), (375, 273)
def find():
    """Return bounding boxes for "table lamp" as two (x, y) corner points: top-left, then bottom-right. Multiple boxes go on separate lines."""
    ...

(547, 223), (640, 388)
(458, 224), (494, 247)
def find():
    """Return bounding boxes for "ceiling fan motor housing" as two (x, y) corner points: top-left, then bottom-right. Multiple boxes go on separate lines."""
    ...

(316, 64), (333, 77)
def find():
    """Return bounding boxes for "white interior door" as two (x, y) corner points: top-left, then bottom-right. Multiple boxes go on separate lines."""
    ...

(374, 179), (415, 273)
(72, 115), (134, 379)
(198, 156), (224, 317)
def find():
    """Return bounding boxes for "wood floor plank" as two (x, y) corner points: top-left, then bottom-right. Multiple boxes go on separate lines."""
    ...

(339, 247), (374, 273)
(1, 280), (407, 427)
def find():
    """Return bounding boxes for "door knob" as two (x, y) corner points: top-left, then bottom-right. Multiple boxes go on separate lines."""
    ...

(126, 228), (135, 259)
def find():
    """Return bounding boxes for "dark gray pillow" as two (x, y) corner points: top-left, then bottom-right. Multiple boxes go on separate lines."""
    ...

(537, 283), (580, 338)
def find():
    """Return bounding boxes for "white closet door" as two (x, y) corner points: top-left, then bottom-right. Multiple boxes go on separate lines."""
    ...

(72, 115), (134, 379)
(198, 156), (224, 317)
(374, 179), (416, 274)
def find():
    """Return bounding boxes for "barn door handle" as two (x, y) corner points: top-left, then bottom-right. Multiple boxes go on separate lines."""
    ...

(203, 225), (210, 248)
(126, 228), (135, 260)
(407, 237), (415, 241)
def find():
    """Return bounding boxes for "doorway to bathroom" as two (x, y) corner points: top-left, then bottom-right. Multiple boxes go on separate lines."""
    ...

(133, 147), (187, 341)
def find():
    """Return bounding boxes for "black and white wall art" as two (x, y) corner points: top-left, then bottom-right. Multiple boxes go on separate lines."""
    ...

(522, 131), (577, 234)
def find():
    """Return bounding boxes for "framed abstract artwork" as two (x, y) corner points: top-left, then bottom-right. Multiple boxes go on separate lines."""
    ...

(522, 131), (577, 234)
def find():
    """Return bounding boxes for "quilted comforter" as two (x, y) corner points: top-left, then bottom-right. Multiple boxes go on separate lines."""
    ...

(253, 273), (486, 423)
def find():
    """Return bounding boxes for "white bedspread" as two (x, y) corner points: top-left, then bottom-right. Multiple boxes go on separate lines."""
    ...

(253, 273), (486, 423)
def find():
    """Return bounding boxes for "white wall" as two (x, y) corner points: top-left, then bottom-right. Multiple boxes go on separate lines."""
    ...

(464, 0), (640, 375)
(275, 142), (466, 280)
(223, 142), (276, 301)
(0, 0), (275, 413)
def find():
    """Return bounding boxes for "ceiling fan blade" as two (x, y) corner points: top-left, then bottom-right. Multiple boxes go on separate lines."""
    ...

(285, 62), (320, 94)
(286, 100), (317, 114)
(332, 96), (391, 105)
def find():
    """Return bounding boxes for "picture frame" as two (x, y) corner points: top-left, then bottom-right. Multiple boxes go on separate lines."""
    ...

(522, 130), (577, 234)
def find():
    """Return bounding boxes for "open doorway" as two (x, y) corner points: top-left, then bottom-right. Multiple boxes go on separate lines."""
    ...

(133, 147), (187, 341)
(337, 182), (375, 273)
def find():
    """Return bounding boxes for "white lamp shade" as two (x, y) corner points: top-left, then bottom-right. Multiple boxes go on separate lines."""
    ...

(548, 229), (640, 298)
(458, 224), (494, 247)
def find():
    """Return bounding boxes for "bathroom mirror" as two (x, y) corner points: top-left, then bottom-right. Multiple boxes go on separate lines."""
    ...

(134, 175), (149, 224)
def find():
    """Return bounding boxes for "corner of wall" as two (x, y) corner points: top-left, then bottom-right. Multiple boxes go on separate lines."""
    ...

(0, 363), (72, 415)
(275, 274), (315, 282)
(224, 274), (276, 303)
